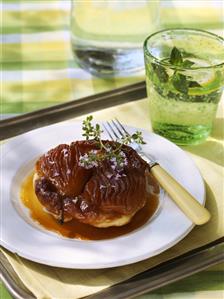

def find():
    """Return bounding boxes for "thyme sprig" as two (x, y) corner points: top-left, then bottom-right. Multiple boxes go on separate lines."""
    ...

(82, 115), (102, 141)
(79, 116), (145, 169)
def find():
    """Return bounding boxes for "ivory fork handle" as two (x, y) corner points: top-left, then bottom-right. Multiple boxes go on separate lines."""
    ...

(150, 164), (211, 225)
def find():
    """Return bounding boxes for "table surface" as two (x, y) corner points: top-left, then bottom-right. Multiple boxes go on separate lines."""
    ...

(1, 1), (224, 298)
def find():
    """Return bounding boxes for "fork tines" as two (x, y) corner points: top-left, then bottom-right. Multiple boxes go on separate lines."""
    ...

(103, 119), (130, 141)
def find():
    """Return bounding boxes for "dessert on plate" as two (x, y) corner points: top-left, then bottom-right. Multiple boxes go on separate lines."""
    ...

(34, 140), (150, 228)
(33, 116), (155, 228)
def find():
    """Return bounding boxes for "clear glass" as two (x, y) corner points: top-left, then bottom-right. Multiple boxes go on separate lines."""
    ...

(70, 0), (160, 78)
(144, 28), (224, 145)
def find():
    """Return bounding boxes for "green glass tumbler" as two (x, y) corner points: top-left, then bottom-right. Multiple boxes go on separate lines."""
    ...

(144, 28), (224, 145)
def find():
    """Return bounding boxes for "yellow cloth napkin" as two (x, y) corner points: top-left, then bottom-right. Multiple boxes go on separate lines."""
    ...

(2, 95), (224, 299)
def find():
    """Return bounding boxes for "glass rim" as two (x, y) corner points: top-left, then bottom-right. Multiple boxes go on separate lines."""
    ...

(143, 28), (224, 71)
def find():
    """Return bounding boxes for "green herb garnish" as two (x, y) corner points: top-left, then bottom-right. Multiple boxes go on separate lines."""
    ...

(80, 116), (145, 169)
(151, 46), (201, 95)
(82, 115), (102, 141)
(151, 63), (169, 83)
(172, 73), (189, 94)
(182, 59), (195, 68)
(170, 46), (183, 66)
(188, 81), (201, 88)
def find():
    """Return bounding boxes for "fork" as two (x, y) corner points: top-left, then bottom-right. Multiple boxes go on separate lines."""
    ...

(103, 119), (211, 225)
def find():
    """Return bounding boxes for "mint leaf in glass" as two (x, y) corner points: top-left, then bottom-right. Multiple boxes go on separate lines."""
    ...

(151, 63), (169, 83)
(150, 47), (201, 94)
(182, 59), (195, 68)
(172, 73), (189, 94)
(170, 47), (183, 65)
(189, 81), (201, 88)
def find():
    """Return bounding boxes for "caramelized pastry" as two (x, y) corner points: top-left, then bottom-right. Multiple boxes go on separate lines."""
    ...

(34, 140), (150, 227)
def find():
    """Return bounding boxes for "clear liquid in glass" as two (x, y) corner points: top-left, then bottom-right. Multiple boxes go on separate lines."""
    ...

(71, 1), (159, 77)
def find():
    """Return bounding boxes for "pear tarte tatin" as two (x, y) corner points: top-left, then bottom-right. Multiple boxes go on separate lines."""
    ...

(34, 140), (151, 228)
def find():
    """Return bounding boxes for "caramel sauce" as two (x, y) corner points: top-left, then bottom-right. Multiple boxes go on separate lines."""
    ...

(20, 172), (159, 240)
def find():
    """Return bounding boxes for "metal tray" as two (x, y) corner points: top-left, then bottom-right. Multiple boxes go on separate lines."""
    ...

(1, 81), (223, 298)
(1, 239), (223, 299)
(0, 81), (146, 140)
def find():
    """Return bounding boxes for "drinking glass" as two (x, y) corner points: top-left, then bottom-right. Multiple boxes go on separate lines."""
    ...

(71, 0), (160, 77)
(144, 28), (224, 145)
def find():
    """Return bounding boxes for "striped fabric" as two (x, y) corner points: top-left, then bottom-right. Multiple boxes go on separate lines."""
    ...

(1, 1), (224, 299)
(1, 0), (223, 115)
(2, 0), (144, 115)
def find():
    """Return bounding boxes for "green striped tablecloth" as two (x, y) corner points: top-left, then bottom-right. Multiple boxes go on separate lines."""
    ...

(1, 1), (224, 299)
(1, 0), (223, 115)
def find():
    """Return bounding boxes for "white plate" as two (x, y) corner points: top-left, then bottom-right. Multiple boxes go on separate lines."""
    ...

(0, 121), (205, 269)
